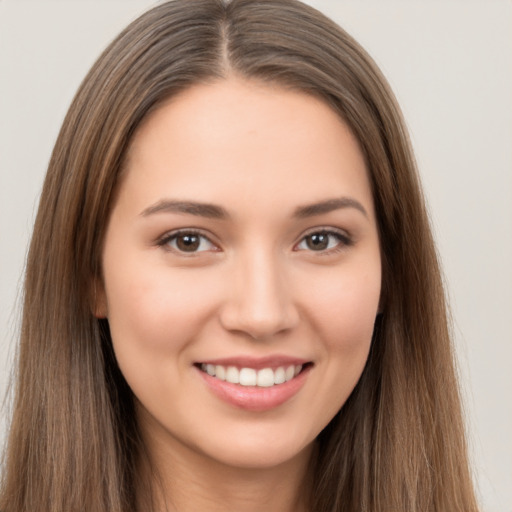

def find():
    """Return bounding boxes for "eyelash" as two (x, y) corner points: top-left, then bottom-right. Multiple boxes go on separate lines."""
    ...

(157, 229), (218, 255)
(156, 228), (353, 255)
(294, 228), (353, 254)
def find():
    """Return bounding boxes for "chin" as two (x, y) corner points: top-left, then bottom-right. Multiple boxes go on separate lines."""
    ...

(196, 428), (316, 471)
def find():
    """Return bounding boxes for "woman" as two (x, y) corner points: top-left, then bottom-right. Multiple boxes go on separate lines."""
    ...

(0, 0), (479, 510)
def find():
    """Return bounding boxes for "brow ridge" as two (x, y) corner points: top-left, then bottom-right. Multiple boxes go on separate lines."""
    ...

(140, 196), (368, 220)
(293, 197), (368, 218)
(140, 200), (229, 219)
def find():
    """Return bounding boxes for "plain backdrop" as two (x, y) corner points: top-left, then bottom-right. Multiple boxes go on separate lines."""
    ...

(1, 1), (511, 510)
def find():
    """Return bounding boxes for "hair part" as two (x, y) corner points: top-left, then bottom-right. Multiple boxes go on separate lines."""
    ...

(1, 1), (479, 511)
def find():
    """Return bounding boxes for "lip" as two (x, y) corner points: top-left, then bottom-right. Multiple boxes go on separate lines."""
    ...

(197, 355), (310, 370)
(195, 357), (313, 412)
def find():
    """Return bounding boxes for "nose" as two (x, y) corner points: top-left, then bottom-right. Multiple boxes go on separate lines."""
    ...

(219, 249), (300, 340)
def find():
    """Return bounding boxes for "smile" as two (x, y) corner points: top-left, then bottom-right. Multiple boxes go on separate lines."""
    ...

(200, 363), (302, 388)
(196, 358), (312, 411)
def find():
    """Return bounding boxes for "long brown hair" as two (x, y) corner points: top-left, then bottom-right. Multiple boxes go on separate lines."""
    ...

(1, 1), (479, 510)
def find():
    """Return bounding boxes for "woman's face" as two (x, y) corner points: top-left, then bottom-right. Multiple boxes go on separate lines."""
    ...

(97, 78), (381, 470)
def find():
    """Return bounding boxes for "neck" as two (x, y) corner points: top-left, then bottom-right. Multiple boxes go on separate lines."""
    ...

(137, 423), (315, 512)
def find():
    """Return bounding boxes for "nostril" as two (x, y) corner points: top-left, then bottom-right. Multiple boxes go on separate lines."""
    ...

(219, 301), (300, 340)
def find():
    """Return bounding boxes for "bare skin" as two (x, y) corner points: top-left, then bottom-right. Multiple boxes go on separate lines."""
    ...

(97, 77), (381, 511)
(139, 411), (314, 511)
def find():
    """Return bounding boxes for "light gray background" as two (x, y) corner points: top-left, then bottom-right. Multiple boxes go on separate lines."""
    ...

(1, 1), (511, 510)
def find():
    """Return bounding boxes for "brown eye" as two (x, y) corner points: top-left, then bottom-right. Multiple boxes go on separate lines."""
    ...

(296, 230), (351, 253)
(305, 233), (330, 251)
(161, 231), (216, 253)
(176, 233), (200, 252)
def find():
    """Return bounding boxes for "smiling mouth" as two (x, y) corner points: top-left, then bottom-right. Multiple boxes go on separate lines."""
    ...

(195, 360), (313, 411)
(197, 363), (311, 388)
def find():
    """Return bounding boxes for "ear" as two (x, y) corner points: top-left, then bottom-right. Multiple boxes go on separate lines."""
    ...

(92, 277), (108, 318)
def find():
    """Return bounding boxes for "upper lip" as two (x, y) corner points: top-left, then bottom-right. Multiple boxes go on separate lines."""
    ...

(196, 355), (312, 370)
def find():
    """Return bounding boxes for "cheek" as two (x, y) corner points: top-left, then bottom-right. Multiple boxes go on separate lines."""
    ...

(309, 264), (381, 350)
(104, 266), (207, 360)
(288, 266), (381, 442)
(303, 261), (381, 410)
(102, 260), (231, 372)
(102, 266), (221, 417)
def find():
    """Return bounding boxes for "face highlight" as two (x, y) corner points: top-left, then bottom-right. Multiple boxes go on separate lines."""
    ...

(97, 78), (382, 471)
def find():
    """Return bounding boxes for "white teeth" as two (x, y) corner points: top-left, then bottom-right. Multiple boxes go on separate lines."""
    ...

(257, 368), (275, 387)
(201, 363), (304, 387)
(239, 368), (257, 386)
(274, 367), (286, 384)
(285, 365), (295, 381)
(226, 366), (239, 384)
(215, 365), (226, 381)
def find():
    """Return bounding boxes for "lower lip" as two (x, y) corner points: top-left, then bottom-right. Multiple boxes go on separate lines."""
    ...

(196, 366), (311, 412)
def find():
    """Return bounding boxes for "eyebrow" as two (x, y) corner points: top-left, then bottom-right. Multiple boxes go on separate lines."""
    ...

(293, 197), (368, 219)
(140, 200), (229, 219)
(140, 196), (368, 220)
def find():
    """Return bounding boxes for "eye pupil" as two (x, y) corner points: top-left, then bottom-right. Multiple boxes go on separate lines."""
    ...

(176, 234), (200, 252)
(306, 233), (329, 251)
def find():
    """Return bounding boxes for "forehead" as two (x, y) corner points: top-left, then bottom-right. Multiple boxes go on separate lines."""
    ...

(119, 78), (374, 220)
